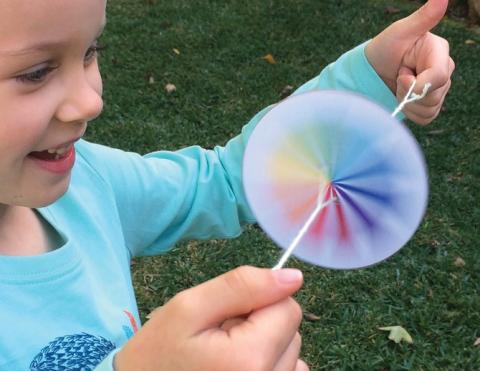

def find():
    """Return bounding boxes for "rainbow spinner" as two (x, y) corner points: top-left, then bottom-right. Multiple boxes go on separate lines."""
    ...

(243, 90), (428, 269)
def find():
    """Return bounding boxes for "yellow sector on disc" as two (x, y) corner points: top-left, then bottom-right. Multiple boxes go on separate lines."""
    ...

(270, 133), (331, 184)
(270, 151), (329, 185)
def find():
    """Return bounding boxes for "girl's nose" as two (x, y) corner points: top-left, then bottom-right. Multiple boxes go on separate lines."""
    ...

(55, 68), (103, 124)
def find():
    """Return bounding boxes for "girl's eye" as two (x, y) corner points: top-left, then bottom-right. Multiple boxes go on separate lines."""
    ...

(15, 43), (106, 84)
(15, 66), (57, 84)
(85, 43), (106, 64)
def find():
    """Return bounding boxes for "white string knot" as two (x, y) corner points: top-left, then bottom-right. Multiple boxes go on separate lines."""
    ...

(391, 80), (431, 117)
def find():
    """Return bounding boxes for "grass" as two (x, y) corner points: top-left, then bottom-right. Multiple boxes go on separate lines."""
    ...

(87, 0), (480, 369)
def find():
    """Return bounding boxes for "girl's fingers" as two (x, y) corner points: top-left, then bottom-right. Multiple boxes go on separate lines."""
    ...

(220, 316), (246, 331)
(405, 81), (449, 121)
(165, 266), (303, 334)
(397, 73), (449, 107)
(230, 297), (302, 368)
(273, 332), (302, 371)
(397, 79), (450, 125)
(395, 53), (453, 125)
(295, 359), (310, 371)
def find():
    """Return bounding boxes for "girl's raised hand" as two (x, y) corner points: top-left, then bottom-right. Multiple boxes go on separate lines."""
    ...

(114, 266), (309, 371)
(366, 0), (454, 125)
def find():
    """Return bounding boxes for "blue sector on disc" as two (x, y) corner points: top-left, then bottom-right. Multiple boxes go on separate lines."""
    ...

(242, 90), (428, 269)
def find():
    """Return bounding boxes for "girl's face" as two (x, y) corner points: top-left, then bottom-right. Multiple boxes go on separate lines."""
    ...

(0, 0), (106, 208)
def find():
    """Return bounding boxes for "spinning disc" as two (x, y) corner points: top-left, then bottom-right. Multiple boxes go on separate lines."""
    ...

(243, 90), (428, 269)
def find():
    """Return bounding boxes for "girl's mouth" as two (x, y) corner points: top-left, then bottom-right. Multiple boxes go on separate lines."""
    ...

(28, 145), (76, 174)
(29, 146), (71, 161)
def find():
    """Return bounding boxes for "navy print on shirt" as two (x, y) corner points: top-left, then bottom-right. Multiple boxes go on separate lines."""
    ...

(30, 333), (115, 371)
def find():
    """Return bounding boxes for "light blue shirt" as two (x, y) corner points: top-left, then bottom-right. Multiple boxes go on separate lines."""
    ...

(0, 42), (398, 370)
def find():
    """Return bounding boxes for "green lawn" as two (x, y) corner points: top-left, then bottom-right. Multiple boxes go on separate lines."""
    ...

(89, 0), (480, 369)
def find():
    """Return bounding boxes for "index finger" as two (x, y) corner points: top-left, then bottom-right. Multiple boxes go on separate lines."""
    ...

(167, 266), (303, 334)
(414, 34), (452, 93)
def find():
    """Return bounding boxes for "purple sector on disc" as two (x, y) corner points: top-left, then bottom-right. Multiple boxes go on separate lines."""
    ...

(242, 90), (428, 269)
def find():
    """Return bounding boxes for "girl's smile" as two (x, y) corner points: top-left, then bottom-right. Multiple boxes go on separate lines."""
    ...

(28, 139), (79, 175)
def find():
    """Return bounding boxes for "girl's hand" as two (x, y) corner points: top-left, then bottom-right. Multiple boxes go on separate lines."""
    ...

(114, 266), (309, 371)
(366, 0), (454, 125)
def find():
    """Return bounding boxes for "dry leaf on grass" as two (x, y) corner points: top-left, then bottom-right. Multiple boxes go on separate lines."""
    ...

(379, 326), (413, 344)
(454, 257), (466, 267)
(173, 48), (180, 55)
(465, 39), (476, 45)
(474, 338), (480, 347)
(385, 6), (401, 14)
(303, 311), (321, 321)
(261, 53), (277, 65)
(427, 129), (445, 136)
(165, 83), (177, 93)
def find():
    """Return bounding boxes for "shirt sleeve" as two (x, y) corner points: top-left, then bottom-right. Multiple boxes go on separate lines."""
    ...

(78, 41), (398, 258)
(294, 40), (401, 115)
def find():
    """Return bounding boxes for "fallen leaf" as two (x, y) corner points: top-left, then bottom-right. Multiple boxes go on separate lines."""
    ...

(173, 48), (181, 55)
(261, 53), (277, 65)
(148, 75), (155, 84)
(303, 311), (321, 321)
(385, 6), (401, 14)
(379, 326), (413, 344)
(165, 83), (177, 93)
(465, 39), (476, 45)
(427, 129), (445, 136)
(474, 338), (480, 347)
(454, 257), (466, 268)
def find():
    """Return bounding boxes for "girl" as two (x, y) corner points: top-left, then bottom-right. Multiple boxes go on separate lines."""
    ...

(0, 0), (453, 370)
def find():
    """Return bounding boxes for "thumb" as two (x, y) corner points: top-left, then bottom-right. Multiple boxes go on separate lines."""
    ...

(394, 0), (448, 38)
(167, 266), (303, 333)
